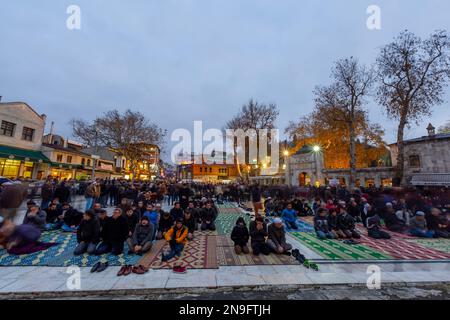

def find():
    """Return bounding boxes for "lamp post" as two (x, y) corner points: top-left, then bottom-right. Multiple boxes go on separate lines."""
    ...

(312, 145), (321, 186)
(91, 121), (99, 180)
(284, 150), (291, 186)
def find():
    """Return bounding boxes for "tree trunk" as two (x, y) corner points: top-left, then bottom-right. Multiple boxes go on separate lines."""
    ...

(348, 121), (357, 189)
(395, 117), (407, 186)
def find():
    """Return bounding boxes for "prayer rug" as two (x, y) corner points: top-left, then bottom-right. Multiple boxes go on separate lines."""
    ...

(0, 231), (140, 267)
(216, 244), (298, 266)
(137, 235), (218, 269)
(405, 238), (450, 254)
(358, 234), (450, 260)
(215, 213), (251, 236)
(290, 232), (392, 260)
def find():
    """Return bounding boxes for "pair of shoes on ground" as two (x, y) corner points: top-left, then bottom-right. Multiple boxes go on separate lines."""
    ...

(117, 264), (149, 276)
(292, 249), (319, 271)
(90, 261), (109, 273)
(172, 265), (187, 274)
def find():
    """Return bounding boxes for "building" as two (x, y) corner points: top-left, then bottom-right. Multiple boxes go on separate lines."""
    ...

(389, 123), (450, 186)
(285, 145), (324, 187)
(42, 134), (115, 180)
(176, 152), (239, 182)
(82, 146), (125, 179)
(0, 102), (50, 179)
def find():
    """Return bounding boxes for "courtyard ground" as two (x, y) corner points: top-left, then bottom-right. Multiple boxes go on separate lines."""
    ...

(0, 196), (449, 300)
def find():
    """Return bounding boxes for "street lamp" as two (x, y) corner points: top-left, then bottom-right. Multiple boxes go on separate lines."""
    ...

(312, 145), (321, 186)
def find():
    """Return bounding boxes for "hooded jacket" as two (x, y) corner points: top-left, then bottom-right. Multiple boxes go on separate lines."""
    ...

(231, 217), (249, 246)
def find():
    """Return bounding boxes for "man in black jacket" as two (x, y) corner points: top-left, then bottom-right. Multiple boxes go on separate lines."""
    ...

(249, 215), (270, 255)
(95, 208), (128, 255)
(337, 205), (360, 239)
(183, 210), (197, 240)
(74, 210), (100, 255)
(200, 202), (217, 231)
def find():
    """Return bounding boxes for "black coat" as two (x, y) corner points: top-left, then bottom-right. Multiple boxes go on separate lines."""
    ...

(249, 221), (268, 244)
(159, 215), (174, 232)
(77, 218), (100, 243)
(183, 216), (197, 233)
(105, 216), (129, 243)
(201, 207), (217, 223)
(62, 207), (83, 226)
(125, 213), (139, 234)
(231, 225), (249, 246)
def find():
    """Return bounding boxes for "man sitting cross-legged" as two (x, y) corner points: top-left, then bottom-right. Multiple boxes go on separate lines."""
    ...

(267, 218), (292, 255)
(162, 217), (188, 262)
(127, 216), (154, 255)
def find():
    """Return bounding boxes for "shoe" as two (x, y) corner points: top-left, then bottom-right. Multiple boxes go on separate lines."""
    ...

(96, 262), (109, 273)
(90, 261), (101, 273)
(117, 265), (127, 276)
(172, 265), (187, 274)
(132, 265), (149, 275)
(283, 251), (292, 256)
(123, 265), (133, 276)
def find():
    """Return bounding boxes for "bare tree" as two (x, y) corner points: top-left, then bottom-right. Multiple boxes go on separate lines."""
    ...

(314, 57), (374, 188)
(225, 99), (279, 178)
(72, 109), (166, 179)
(376, 30), (450, 185)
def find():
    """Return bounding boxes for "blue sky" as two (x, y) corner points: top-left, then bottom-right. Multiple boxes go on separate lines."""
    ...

(1, 0), (450, 161)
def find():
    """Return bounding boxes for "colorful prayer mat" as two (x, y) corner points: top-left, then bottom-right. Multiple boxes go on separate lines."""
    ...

(405, 238), (450, 254)
(137, 235), (218, 269)
(290, 232), (392, 260)
(215, 213), (251, 236)
(0, 231), (140, 267)
(358, 234), (450, 260)
(216, 244), (298, 266)
(267, 217), (315, 233)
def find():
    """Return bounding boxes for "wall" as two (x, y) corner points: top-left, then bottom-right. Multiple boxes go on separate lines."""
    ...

(0, 102), (45, 150)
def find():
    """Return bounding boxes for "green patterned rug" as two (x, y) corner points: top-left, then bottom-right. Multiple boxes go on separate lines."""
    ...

(215, 213), (251, 235)
(291, 232), (392, 260)
(406, 238), (450, 254)
(0, 231), (140, 267)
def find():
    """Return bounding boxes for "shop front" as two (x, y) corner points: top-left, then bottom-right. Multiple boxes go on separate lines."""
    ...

(49, 163), (84, 180)
(0, 145), (50, 179)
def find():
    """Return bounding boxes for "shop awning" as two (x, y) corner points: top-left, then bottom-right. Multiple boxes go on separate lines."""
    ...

(411, 174), (450, 186)
(50, 162), (83, 169)
(0, 145), (51, 163)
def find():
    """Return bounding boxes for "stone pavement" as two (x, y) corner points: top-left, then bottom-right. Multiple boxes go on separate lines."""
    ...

(1, 196), (449, 299)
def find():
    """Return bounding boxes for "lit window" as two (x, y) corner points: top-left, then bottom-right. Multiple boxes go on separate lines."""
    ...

(56, 154), (63, 162)
(67, 156), (72, 163)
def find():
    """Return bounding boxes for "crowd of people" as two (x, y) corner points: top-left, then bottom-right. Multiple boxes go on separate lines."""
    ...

(0, 176), (449, 274)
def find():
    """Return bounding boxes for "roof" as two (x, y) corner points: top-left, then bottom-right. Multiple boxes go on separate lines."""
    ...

(42, 143), (91, 157)
(0, 145), (50, 163)
(294, 145), (314, 155)
(411, 173), (450, 186)
(0, 102), (46, 120)
(389, 133), (450, 146)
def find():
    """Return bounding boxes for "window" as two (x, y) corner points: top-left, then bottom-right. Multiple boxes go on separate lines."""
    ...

(0, 121), (16, 137)
(56, 154), (63, 162)
(21, 127), (35, 141)
(81, 158), (85, 165)
(200, 167), (202, 173)
(210, 167), (212, 173)
(409, 155), (421, 168)
(87, 159), (91, 166)
(67, 156), (72, 163)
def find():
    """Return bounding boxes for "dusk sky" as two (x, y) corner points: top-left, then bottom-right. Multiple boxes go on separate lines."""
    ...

(1, 0), (450, 161)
